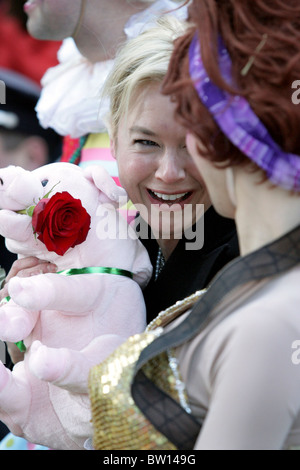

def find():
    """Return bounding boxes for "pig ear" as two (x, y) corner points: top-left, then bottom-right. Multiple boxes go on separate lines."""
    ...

(83, 165), (127, 206)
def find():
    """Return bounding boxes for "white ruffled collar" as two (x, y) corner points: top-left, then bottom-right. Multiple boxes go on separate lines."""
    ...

(36, 0), (188, 138)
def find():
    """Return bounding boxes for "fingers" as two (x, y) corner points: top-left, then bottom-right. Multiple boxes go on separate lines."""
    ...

(5, 257), (55, 282)
(6, 342), (25, 365)
(0, 282), (10, 301)
(0, 257), (57, 301)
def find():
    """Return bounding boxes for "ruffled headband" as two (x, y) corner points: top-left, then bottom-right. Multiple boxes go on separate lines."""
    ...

(189, 34), (300, 192)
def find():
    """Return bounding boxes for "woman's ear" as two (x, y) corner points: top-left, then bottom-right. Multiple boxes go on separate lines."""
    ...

(110, 137), (117, 161)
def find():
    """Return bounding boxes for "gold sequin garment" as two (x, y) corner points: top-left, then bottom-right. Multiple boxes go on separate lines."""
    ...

(88, 291), (204, 450)
(89, 330), (177, 450)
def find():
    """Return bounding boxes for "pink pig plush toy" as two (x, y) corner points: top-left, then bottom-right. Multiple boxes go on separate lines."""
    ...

(0, 162), (152, 449)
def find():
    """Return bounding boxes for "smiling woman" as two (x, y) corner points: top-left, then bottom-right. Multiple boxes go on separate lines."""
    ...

(113, 82), (208, 241)
(103, 16), (239, 321)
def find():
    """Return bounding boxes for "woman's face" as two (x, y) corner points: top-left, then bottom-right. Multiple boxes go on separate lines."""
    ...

(186, 132), (236, 219)
(112, 83), (211, 239)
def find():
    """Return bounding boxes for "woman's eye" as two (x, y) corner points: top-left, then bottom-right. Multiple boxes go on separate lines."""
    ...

(134, 139), (159, 147)
(41, 179), (49, 187)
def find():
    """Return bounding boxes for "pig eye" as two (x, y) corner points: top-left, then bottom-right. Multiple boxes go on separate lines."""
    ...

(41, 179), (49, 187)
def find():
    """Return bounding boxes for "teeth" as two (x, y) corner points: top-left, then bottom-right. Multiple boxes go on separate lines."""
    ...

(152, 191), (188, 201)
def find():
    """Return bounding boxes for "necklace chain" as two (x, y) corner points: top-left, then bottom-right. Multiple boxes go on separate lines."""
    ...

(155, 247), (165, 281)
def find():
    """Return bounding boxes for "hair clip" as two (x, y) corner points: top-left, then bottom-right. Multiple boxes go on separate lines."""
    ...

(241, 33), (268, 76)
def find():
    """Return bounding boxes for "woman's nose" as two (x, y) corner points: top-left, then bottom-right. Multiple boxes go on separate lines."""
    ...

(155, 150), (186, 183)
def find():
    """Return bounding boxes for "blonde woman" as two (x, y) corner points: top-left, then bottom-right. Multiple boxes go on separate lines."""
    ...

(102, 16), (238, 322)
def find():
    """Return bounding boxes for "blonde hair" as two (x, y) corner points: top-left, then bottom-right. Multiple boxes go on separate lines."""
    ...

(102, 16), (189, 140)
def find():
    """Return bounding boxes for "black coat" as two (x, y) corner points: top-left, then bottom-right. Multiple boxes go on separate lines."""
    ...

(139, 207), (239, 323)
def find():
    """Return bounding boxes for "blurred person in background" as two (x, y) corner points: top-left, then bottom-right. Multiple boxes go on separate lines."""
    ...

(0, 0), (61, 85)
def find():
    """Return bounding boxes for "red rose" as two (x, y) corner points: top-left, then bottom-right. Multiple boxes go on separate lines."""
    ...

(32, 192), (91, 256)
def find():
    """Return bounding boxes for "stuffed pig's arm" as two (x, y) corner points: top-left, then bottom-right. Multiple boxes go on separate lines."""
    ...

(29, 335), (127, 394)
(8, 273), (106, 313)
(0, 210), (33, 242)
(28, 278), (146, 393)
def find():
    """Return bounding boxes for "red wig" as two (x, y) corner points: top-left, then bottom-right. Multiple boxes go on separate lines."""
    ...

(163, 0), (300, 166)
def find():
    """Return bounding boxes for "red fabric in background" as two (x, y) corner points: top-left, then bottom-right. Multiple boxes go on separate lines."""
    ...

(0, 11), (61, 86)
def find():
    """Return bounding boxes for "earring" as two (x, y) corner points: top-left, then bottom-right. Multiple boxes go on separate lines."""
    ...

(225, 167), (237, 208)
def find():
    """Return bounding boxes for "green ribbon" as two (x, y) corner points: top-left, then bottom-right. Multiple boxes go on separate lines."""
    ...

(15, 341), (27, 353)
(1, 266), (134, 353)
(57, 266), (134, 279)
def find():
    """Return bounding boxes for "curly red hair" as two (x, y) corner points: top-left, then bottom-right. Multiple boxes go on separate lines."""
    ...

(162, 0), (300, 166)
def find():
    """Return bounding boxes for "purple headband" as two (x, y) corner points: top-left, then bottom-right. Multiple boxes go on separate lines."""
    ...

(189, 34), (300, 192)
